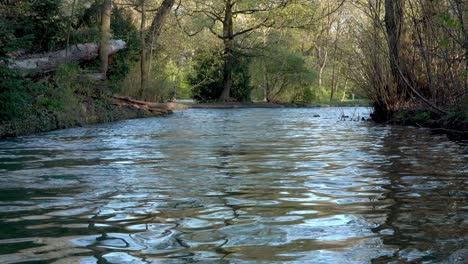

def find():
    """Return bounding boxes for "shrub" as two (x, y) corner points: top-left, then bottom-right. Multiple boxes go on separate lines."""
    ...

(444, 109), (467, 129)
(413, 111), (432, 125)
(0, 67), (45, 122)
(189, 49), (252, 102)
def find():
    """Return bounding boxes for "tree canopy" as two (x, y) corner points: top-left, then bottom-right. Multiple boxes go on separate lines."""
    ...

(0, 0), (466, 123)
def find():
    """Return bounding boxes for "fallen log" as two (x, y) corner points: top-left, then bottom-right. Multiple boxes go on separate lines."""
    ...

(7, 40), (126, 73)
(113, 96), (189, 111)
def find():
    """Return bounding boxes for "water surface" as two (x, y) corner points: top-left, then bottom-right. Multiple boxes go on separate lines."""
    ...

(0, 108), (466, 263)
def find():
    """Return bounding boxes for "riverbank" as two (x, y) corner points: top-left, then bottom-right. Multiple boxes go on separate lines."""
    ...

(0, 95), (173, 139)
(386, 109), (468, 141)
(2, 96), (466, 140)
(184, 100), (370, 109)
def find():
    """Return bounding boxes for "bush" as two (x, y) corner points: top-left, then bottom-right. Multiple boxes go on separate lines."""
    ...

(107, 7), (140, 87)
(303, 88), (314, 103)
(0, 67), (45, 122)
(250, 41), (315, 103)
(114, 59), (179, 102)
(189, 50), (224, 102)
(189, 49), (252, 102)
(413, 111), (432, 126)
(444, 109), (467, 129)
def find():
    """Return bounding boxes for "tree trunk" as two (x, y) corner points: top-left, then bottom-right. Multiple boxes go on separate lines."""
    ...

(146, 0), (175, 48)
(263, 63), (269, 102)
(221, 42), (233, 101)
(99, 0), (112, 74)
(65, 0), (77, 58)
(317, 2), (332, 89)
(330, 11), (343, 101)
(384, 0), (409, 97)
(139, 0), (147, 98)
(341, 78), (349, 101)
(9, 40), (126, 74)
(318, 54), (327, 88)
(453, 0), (468, 91)
(262, 29), (269, 102)
(220, 0), (234, 102)
(147, 0), (175, 74)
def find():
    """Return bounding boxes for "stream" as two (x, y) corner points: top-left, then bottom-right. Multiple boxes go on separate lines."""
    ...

(0, 108), (466, 263)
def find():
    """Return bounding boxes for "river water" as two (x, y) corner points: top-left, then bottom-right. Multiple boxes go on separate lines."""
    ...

(0, 108), (466, 263)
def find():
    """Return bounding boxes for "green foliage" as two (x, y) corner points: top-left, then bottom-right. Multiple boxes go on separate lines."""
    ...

(0, 17), (33, 59)
(111, 7), (140, 49)
(444, 109), (467, 129)
(230, 55), (252, 102)
(29, 0), (67, 51)
(413, 111), (432, 125)
(0, 67), (45, 122)
(67, 1), (102, 44)
(438, 39), (450, 48)
(107, 7), (140, 83)
(437, 13), (462, 30)
(46, 64), (84, 127)
(108, 51), (131, 85)
(189, 50), (224, 102)
(302, 88), (314, 103)
(71, 27), (101, 45)
(0, 0), (67, 56)
(189, 49), (252, 102)
(115, 58), (181, 102)
(51, 64), (81, 109)
(251, 37), (315, 102)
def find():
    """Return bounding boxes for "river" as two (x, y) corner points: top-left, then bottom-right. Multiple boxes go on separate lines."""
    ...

(0, 108), (466, 263)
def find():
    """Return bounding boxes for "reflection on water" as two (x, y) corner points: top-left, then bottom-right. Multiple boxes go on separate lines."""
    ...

(0, 108), (466, 263)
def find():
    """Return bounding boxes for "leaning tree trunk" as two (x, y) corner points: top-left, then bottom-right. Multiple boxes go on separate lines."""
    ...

(136, 0), (175, 99)
(147, 0), (175, 74)
(99, 0), (112, 74)
(220, 0), (234, 102)
(146, 0), (176, 45)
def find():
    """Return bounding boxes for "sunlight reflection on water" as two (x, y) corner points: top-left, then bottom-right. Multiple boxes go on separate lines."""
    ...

(0, 108), (466, 263)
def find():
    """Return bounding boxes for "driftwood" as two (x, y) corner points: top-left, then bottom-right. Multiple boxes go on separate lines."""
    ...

(113, 96), (188, 115)
(8, 40), (126, 73)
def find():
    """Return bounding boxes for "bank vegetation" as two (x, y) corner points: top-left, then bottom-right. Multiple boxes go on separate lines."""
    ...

(0, 0), (466, 137)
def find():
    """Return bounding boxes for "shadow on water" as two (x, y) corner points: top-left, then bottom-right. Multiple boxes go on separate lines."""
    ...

(0, 108), (466, 263)
(371, 128), (467, 263)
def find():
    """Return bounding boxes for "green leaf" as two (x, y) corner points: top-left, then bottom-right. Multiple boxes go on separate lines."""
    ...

(439, 39), (450, 47)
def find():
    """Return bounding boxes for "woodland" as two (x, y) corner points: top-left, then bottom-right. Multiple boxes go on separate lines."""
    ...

(0, 0), (467, 135)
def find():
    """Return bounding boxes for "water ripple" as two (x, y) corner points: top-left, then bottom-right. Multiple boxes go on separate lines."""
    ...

(0, 108), (466, 263)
